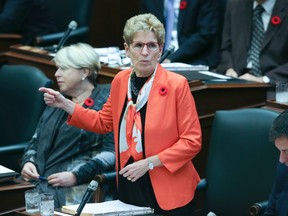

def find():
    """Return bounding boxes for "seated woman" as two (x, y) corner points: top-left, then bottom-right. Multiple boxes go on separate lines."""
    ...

(21, 43), (115, 207)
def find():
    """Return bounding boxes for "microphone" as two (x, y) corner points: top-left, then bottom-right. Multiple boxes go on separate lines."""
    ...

(55, 20), (78, 52)
(159, 44), (175, 63)
(74, 180), (98, 216)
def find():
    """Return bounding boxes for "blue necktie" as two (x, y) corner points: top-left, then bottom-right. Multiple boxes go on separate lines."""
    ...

(165, 0), (174, 50)
(249, 4), (265, 76)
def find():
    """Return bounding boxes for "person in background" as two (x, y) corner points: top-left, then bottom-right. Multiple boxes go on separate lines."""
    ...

(140, 0), (221, 69)
(217, 0), (288, 85)
(0, 0), (57, 45)
(39, 13), (202, 216)
(264, 109), (288, 215)
(21, 43), (115, 208)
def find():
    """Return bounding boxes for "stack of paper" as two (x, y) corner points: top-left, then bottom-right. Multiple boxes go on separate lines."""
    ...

(61, 200), (154, 216)
(161, 62), (209, 71)
(0, 165), (19, 183)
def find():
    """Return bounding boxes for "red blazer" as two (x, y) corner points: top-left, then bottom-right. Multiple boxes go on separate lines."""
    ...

(68, 64), (202, 210)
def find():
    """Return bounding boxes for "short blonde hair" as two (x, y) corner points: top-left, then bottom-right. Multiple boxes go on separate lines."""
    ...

(123, 13), (165, 46)
(53, 43), (100, 86)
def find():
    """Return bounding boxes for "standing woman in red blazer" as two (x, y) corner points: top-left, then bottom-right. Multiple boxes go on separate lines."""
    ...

(40, 13), (202, 216)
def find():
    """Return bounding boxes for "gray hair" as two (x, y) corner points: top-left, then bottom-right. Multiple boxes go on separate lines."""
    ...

(53, 43), (100, 86)
(123, 13), (165, 46)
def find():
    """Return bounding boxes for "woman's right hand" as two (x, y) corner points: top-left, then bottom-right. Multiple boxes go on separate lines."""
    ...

(39, 87), (76, 115)
(21, 162), (39, 181)
(39, 87), (65, 108)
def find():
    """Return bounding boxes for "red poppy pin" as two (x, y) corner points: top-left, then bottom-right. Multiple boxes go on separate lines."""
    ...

(159, 86), (168, 96)
(271, 16), (281, 25)
(84, 98), (94, 107)
(179, 0), (187, 10)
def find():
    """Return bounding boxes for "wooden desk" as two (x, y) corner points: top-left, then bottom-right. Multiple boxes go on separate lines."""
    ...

(0, 35), (22, 53)
(14, 210), (158, 216)
(2, 46), (269, 177)
(0, 180), (34, 215)
(262, 100), (288, 112)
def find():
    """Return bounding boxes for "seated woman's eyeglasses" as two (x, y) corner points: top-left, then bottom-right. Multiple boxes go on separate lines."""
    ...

(131, 41), (159, 52)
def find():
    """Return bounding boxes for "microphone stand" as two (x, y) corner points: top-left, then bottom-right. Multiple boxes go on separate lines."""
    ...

(159, 44), (175, 63)
(74, 180), (98, 216)
(39, 20), (77, 53)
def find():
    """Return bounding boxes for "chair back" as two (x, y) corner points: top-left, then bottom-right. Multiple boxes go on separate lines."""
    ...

(0, 65), (52, 171)
(203, 108), (279, 216)
(36, 0), (93, 46)
(48, 0), (92, 32)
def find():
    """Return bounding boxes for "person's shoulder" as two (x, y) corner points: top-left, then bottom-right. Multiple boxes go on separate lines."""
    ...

(93, 84), (111, 97)
(159, 65), (188, 83)
(228, 0), (247, 7)
(97, 83), (111, 91)
(114, 68), (131, 79)
(111, 68), (131, 86)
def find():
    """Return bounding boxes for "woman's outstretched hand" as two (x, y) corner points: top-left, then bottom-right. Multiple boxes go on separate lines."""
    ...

(39, 87), (65, 108)
(39, 87), (75, 115)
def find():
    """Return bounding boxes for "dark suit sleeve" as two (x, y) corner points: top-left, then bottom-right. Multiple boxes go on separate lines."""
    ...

(264, 162), (288, 216)
(168, 0), (220, 63)
(0, 0), (32, 33)
(264, 180), (277, 215)
(140, 0), (165, 23)
(265, 63), (288, 85)
(216, 0), (233, 74)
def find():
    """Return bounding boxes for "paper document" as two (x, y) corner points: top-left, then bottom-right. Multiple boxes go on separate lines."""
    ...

(0, 165), (16, 174)
(161, 62), (209, 71)
(0, 165), (18, 183)
(61, 200), (154, 216)
(199, 71), (232, 79)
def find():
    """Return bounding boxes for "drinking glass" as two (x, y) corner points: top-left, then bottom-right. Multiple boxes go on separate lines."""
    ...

(39, 193), (54, 216)
(25, 190), (40, 214)
(276, 82), (288, 103)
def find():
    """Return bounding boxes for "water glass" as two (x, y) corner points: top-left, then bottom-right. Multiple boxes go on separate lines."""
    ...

(39, 193), (54, 216)
(25, 190), (40, 214)
(276, 82), (288, 103)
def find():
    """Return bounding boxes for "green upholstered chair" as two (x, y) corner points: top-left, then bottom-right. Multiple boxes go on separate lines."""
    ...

(0, 64), (52, 172)
(197, 108), (279, 216)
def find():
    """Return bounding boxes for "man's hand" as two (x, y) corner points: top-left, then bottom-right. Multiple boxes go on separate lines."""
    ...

(225, 68), (238, 77)
(239, 73), (264, 83)
(21, 162), (39, 181)
(47, 172), (77, 187)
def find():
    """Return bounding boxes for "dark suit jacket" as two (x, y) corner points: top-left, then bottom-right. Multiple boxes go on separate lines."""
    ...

(0, 0), (57, 45)
(140, 0), (221, 69)
(264, 162), (288, 216)
(217, 0), (288, 84)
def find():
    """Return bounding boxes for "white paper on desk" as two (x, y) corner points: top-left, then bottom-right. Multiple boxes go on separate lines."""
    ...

(161, 62), (209, 71)
(61, 200), (154, 216)
(199, 71), (232, 80)
(0, 165), (16, 174)
(94, 47), (131, 66)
